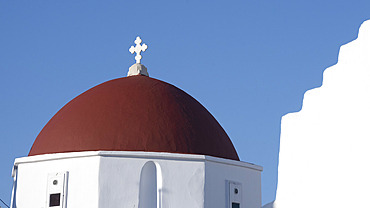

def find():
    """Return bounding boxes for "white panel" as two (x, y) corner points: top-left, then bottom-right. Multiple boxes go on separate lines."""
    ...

(46, 172), (68, 208)
(229, 181), (242, 208)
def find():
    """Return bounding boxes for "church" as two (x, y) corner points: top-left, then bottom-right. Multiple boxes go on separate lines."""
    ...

(9, 37), (262, 208)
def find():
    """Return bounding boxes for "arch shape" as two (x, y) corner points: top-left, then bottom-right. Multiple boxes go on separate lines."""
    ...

(139, 161), (162, 208)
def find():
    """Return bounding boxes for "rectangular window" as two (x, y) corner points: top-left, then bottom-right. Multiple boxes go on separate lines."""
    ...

(49, 193), (61, 207)
(232, 202), (240, 208)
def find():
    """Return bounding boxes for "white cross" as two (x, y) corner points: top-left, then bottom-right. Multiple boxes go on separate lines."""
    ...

(129, 36), (148, 64)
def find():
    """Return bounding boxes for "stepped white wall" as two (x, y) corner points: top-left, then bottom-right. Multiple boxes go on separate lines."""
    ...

(275, 20), (370, 208)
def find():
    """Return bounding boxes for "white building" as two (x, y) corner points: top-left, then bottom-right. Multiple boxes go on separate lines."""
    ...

(274, 20), (370, 208)
(10, 37), (262, 208)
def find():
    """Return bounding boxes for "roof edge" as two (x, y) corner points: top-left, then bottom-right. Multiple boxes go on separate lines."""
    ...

(15, 151), (261, 170)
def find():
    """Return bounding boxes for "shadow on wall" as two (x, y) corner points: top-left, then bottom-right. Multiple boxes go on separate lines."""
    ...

(139, 161), (162, 208)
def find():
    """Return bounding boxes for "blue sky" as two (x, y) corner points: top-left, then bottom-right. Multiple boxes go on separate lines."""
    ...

(1, 1), (369, 206)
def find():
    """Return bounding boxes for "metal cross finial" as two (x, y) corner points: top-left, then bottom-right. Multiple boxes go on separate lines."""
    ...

(129, 36), (148, 64)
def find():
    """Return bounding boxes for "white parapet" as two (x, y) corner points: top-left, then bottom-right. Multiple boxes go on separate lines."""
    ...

(275, 20), (370, 208)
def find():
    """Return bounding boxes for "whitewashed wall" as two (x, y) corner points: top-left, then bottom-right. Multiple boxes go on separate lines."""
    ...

(274, 20), (370, 208)
(204, 159), (262, 208)
(13, 152), (100, 208)
(12, 151), (261, 208)
(98, 152), (206, 208)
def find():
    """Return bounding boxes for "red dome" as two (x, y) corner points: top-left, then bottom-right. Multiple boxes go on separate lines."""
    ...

(29, 75), (239, 160)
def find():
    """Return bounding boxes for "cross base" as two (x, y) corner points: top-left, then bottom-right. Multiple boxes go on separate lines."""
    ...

(127, 63), (149, 77)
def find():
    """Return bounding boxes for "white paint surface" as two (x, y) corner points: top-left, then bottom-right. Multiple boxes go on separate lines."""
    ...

(205, 160), (262, 208)
(14, 155), (100, 208)
(127, 63), (149, 76)
(274, 20), (370, 208)
(11, 151), (262, 208)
